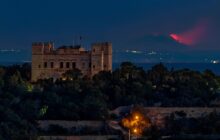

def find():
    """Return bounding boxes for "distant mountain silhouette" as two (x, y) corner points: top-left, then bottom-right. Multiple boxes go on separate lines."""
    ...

(113, 34), (220, 63)
(127, 34), (189, 52)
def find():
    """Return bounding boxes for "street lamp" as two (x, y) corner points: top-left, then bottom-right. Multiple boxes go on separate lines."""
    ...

(122, 109), (150, 140)
(133, 128), (138, 133)
(135, 115), (139, 120)
(128, 128), (138, 140)
(129, 129), (131, 140)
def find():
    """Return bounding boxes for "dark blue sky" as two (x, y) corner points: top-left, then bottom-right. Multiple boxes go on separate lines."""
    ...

(0, 0), (220, 62)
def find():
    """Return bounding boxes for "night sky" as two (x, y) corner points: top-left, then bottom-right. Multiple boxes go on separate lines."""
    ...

(0, 0), (220, 62)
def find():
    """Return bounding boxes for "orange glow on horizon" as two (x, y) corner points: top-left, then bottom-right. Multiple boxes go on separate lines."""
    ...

(169, 20), (209, 46)
(169, 33), (191, 45)
(170, 34), (179, 41)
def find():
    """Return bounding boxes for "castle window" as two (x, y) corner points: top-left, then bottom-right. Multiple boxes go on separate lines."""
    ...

(72, 62), (76, 69)
(60, 62), (63, 68)
(93, 49), (95, 52)
(104, 64), (107, 68)
(44, 62), (47, 68)
(38, 64), (41, 68)
(93, 65), (95, 69)
(66, 62), (70, 68)
(89, 63), (91, 68)
(51, 62), (54, 68)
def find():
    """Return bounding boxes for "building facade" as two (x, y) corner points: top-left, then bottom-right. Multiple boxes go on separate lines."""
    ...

(31, 42), (112, 81)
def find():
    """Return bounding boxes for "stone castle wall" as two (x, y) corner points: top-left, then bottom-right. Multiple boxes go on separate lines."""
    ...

(31, 42), (112, 81)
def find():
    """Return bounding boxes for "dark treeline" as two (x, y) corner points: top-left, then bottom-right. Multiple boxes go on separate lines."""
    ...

(0, 62), (220, 139)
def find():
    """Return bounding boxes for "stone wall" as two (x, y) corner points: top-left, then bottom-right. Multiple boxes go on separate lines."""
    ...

(111, 107), (220, 128)
(144, 107), (220, 127)
(144, 107), (220, 118)
(38, 135), (120, 140)
(38, 108), (220, 135)
(38, 120), (104, 131)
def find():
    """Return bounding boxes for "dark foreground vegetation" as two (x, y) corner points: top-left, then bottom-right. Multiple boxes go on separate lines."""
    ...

(0, 62), (220, 139)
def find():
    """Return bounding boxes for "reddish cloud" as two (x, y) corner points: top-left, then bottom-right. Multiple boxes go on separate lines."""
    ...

(170, 21), (209, 46)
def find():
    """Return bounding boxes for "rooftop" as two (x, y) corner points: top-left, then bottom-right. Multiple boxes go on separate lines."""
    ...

(58, 45), (83, 50)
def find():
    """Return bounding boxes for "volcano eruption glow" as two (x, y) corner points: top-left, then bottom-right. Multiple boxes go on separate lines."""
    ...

(170, 21), (208, 46)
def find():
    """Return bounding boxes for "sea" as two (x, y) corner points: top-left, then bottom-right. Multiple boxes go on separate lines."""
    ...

(113, 63), (220, 75)
(0, 62), (219, 76)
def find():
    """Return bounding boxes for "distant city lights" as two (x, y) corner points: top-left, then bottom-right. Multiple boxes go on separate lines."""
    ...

(0, 49), (20, 52)
(211, 60), (219, 64)
(125, 50), (142, 54)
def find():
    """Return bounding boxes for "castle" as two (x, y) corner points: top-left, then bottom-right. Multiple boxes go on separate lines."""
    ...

(31, 42), (112, 81)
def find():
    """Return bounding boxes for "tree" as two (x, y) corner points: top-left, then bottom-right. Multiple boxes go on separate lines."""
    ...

(62, 68), (82, 80)
(81, 88), (108, 120)
(0, 67), (4, 88)
(93, 71), (112, 89)
(147, 63), (169, 85)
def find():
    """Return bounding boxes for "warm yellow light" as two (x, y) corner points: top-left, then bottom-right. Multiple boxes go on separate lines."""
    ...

(133, 128), (138, 133)
(135, 115), (139, 120)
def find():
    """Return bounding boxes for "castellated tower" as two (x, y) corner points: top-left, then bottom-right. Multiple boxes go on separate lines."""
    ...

(91, 42), (112, 76)
(31, 41), (112, 82)
(31, 42), (54, 82)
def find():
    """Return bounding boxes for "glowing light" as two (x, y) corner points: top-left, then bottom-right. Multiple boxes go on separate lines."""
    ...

(211, 60), (219, 64)
(26, 84), (33, 92)
(125, 50), (142, 54)
(170, 33), (194, 46)
(170, 34), (179, 42)
(0, 49), (20, 52)
(148, 51), (157, 55)
(133, 128), (138, 133)
(170, 21), (209, 46)
(121, 110), (151, 136)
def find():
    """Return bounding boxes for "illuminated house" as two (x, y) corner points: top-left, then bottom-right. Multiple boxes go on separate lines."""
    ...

(31, 42), (112, 81)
